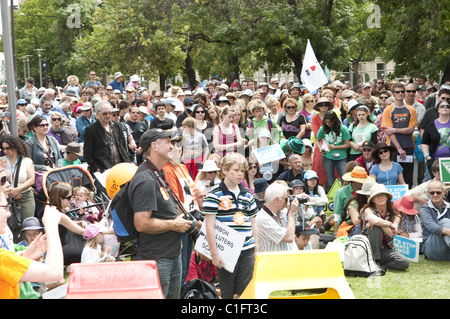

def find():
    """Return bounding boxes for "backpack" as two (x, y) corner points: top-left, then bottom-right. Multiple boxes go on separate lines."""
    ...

(180, 279), (220, 299)
(110, 182), (138, 243)
(343, 235), (385, 277)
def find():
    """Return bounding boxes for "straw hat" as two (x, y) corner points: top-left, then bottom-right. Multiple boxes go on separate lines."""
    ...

(368, 183), (393, 203)
(342, 166), (375, 184)
(394, 195), (419, 215)
(198, 160), (220, 172)
(356, 180), (377, 195)
(313, 97), (334, 112)
(67, 75), (79, 84)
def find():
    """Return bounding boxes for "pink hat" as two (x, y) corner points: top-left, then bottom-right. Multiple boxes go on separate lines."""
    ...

(394, 195), (419, 215)
(83, 224), (103, 240)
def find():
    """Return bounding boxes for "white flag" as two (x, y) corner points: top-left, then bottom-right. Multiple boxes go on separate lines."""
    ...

(300, 40), (329, 93)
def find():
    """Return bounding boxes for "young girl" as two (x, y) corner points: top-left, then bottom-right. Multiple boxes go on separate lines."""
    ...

(394, 195), (422, 239)
(81, 224), (115, 263)
(70, 186), (101, 223)
(212, 106), (244, 158)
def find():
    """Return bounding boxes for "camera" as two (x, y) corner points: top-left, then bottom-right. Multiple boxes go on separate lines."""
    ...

(183, 210), (201, 242)
(288, 195), (309, 204)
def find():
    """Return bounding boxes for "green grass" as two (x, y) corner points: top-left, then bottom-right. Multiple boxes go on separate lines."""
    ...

(271, 255), (450, 299)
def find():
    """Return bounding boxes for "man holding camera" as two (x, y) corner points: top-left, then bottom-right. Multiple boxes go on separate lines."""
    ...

(255, 182), (300, 252)
(129, 128), (193, 299)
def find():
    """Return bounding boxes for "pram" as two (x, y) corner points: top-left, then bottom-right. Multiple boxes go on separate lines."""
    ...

(38, 165), (113, 265)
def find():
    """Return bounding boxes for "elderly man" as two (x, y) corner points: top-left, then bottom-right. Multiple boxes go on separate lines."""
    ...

(255, 182), (299, 252)
(129, 128), (193, 299)
(419, 180), (450, 260)
(83, 100), (130, 173)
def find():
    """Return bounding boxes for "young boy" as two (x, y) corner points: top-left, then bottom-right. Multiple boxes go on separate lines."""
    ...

(203, 152), (259, 299)
(63, 142), (83, 166)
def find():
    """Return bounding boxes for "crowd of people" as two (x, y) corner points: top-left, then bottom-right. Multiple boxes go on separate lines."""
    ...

(0, 71), (450, 299)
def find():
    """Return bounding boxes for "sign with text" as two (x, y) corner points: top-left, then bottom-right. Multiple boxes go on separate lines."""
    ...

(393, 236), (422, 262)
(252, 144), (285, 165)
(439, 158), (450, 183)
(385, 185), (409, 202)
(194, 220), (246, 273)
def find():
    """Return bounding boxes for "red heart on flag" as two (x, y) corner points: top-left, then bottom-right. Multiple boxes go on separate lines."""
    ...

(310, 66), (316, 71)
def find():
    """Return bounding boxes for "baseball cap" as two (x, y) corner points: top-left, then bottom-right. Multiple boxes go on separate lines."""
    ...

(140, 129), (174, 153)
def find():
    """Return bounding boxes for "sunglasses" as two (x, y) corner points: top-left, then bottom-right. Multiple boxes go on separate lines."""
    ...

(377, 82), (384, 85)
(37, 123), (49, 128)
(379, 96), (388, 100)
(429, 191), (442, 196)
(318, 104), (329, 108)
(304, 100), (314, 103)
(378, 149), (390, 155)
(249, 165), (258, 169)
(185, 103), (193, 106)
(0, 176), (7, 186)
(394, 90), (405, 94)
(111, 113), (120, 116)
(441, 97), (450, 102)
(286, 106), (296, 109)
(106, 89), (113, 91)
(101, 112), (111, 116)
(362, 148), (373, 153)
(439, 104), (450, 109)
(61, 195), (73, 200)
(52, 118), (62, 121)
(131, 111), (139, 114)
(195, 110), (205, 114)
(405, 90), (416, 93)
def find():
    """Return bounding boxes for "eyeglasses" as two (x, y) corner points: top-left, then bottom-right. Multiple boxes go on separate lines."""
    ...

(195, 110), (205, 114)
(90, 73), (96, 76)
(286, 105), (296, 110)
(441, 97), (450, 102)
(61, 195), (72, 200)
(185, 103), (193, 106)
(52, 118), (62, 121)
(111, 113), (120, 117)
(131, 111), (139, 114)
(0, 203), (11, 210)
(405, 90), (416, 94)
(101, 112), (111, 116)
(439, 104), (450, 109)
(394, 90), (405, 94)
(37, 123), (49, 128)
(429, 191), (442, 196)
(379, 96), (388, 100)
(378, 149), (390, 154)
(249, 165), (258, 169)
(0, 176), (7, 186)
(377, 82), (384, 85)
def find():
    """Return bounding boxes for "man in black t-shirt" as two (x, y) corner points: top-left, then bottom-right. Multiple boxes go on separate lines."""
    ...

(149, 101), (174, 130)
(126, 106), (149, 164)
(128, 129), (192, 299)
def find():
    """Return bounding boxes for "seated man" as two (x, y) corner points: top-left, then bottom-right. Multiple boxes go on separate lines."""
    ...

(419, 180), (450, 260)
(276, 154), (305, 186)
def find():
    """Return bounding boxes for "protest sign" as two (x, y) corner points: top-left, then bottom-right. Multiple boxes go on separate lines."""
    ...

(325, 179), (341, 213)
(385, 184), (408, 202)
(393, 236), (422, 262)
(252, 143), (285, 165)
(194, 220), (246, 273)
(439, 158), (450, 183)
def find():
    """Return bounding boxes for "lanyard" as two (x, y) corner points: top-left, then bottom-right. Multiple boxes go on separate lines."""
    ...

(0, 234), (10, 251)
(6, 155), (20, 185)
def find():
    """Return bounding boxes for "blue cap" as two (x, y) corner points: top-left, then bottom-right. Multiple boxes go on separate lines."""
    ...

(17, 99), (27, 106)
(304, 170), (318, 180)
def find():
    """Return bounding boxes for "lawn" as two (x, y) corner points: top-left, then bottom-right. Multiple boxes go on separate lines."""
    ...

(345, 255), (450, 299)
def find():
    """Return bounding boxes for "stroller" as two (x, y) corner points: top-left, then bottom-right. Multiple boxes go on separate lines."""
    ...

(39, 165), (114, 265)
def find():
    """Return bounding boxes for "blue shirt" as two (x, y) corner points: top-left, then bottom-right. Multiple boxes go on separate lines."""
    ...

(370, 162), (403, 186)
(109, 80), (124, 93)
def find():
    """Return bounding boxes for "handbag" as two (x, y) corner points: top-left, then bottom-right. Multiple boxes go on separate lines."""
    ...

(7, 156), (23, 232)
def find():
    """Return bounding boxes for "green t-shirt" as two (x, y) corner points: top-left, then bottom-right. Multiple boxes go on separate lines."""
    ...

(63, 158), (82, 167)
(316, 124), (351, 160)
(348, 122), (378, 155)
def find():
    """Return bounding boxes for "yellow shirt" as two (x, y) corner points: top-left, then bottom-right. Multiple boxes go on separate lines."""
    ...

(0, 249), (31, 299)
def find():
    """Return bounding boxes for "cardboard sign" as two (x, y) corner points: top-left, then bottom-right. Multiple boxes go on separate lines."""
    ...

(393, 235), (422, 262)
(385, 185), (408, 202)
(194, 220), (246, 273)
(439, 157), (450, 183)
(252, 144), (285, 165)
(325, 179), (341, 213)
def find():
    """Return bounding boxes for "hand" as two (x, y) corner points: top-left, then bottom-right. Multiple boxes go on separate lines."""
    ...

(211, 254), (226, 270)
(42, 205), (62, 227)
(397, 148), (406, 160)
(385, 127), (396, 136)
(172, 214), (193, 233)
(23, 233), (47, 261)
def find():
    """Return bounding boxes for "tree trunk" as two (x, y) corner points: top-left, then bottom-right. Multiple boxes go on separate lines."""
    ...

(159, 73), (167, 91)
(184, 48), (197, 90)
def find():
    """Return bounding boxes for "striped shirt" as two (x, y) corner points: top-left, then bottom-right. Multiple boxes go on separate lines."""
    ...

(255, 206), (299, 252)
(203, 180), (258, 250)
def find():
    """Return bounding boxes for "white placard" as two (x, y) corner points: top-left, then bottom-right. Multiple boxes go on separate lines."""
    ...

(252, 143), (286, 165)
(194, 220), (246, 273)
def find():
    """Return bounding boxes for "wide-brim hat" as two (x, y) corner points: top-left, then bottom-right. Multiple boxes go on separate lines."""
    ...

(287, 136), (305, 154)
(198, 160), (220, 172)
(313, 97), (334, 111)
(290, 179), (305, 188)
(394, 195), (419, 215)
(114, 72), (123, 79)
(368, 183), (393, 203)
(372, 142), (396, 161)
(67, 75), (78, 83)
(347, 99), (363, 112)
(63, 142), (83, 156)
(342, 166), (375, 184)
(356, 180), (377, 195)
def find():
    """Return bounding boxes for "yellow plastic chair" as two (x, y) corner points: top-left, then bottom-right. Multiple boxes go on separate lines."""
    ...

(240, 250), (354, 299)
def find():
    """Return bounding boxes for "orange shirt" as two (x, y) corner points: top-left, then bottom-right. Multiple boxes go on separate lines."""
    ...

(0, 249), (31, 299)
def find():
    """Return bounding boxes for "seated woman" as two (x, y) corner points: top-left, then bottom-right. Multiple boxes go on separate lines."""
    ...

(370, 142), (406, 186)
(361, 183), (409, 270)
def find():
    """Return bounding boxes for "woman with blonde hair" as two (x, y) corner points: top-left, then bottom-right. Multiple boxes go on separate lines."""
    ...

(278, 98), (306, 139)
(265, 95), (281, 123)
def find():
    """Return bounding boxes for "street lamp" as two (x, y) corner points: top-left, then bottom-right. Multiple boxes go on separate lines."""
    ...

(34, 49), (45, 88)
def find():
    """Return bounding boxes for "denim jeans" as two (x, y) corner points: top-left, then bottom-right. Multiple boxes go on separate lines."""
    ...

(156, 254), (182, 299)
(322, 157), (347, 191)
(424, 218), (450, 261)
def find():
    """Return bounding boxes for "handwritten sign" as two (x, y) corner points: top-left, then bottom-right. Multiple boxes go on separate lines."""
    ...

(194, 220), (245, 273)
(252, 144), (285, 165)
(393, 236), (422, 262)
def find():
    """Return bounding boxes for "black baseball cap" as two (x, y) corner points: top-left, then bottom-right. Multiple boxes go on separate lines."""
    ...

(140, 129), (173, 152)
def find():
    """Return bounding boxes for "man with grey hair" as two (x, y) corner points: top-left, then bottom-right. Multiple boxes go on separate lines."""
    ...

(83, 100), (130, 173)
(419, 180), (450, 260)
(255, 182), (299, 252)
